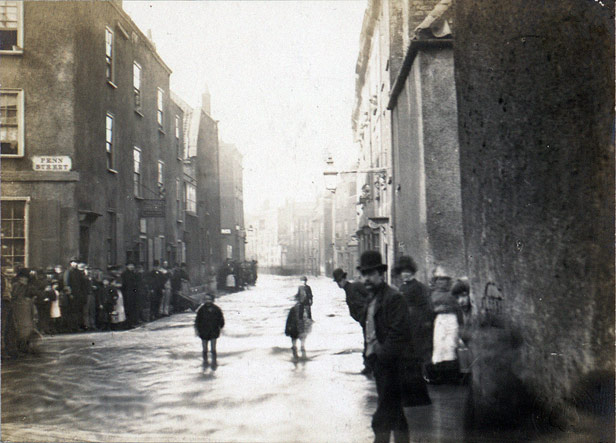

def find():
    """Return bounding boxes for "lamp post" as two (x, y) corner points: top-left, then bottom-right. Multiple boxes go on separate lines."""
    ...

(323, 156), (337, 274)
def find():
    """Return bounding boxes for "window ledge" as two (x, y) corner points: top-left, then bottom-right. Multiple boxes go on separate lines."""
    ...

(185, 211), (197, 217)
(107, 80), (118, 89)
(134, 109), (144, 117)
(135, 195), (144, 200)
(158, 127), (166, 135)
(1, 154), (24, 158)
(107, 168), (119, 174)
(177, 219), (183, 224)
(177, 157), (183, 162)
(0, 49), (23, 55)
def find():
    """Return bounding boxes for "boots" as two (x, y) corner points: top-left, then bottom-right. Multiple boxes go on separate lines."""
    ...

(211, 351), (218, 369)
(292, 345), (298, 360)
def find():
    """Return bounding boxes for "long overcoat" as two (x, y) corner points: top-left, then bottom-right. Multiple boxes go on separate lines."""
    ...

(369, 283), (431, 407)
(399, 279), (434, 364)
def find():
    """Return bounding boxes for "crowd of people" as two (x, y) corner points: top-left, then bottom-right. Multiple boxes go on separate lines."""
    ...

(216, 259), (258, 293)
(331, 251), (471, 443)
(1, 258), (194, 358)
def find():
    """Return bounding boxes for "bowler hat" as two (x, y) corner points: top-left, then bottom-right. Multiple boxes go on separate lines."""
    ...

(300, 276), (308, 282)
(332, 268), (347, 282)
(357, 250), (387, 273)
(393, 256), (417, 275)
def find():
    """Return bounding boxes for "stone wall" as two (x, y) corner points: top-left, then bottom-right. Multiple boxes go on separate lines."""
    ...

(453, 0), (614, 435)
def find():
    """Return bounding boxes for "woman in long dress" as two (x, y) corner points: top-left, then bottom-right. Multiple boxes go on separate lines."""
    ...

(110, 279), (127, 330)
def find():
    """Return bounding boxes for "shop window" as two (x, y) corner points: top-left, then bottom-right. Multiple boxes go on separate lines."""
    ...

(1, 199), (27, 273)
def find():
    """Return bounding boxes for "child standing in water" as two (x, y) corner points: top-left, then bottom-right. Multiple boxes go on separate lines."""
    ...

(285, 298), (313, 360)
(195, 293), (225, 369)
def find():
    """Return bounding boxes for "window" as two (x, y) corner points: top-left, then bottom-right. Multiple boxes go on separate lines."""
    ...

(106, 212), (117, 266)
(105, 113), (114, 169)
(133, 147), (142, 197)
(185, 182), (196, 213)
(1, 198), (27, 273)
(176, 178), (182, 219)
(105, 27), (114, 83)
(157, 160), (164, 186)
(175, 115), (182, 158)
(0, 89), (23, 156)
(157, 88), (164, 127)
(0, 1), (22, 52)
(133, 62), (141, 110)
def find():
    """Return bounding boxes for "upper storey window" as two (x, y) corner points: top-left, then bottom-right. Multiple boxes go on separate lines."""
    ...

(157, 88), (164, 128)
(105, 27), (115, 83)
(0, 1), (23, 53)
(133, 62), (142, 111)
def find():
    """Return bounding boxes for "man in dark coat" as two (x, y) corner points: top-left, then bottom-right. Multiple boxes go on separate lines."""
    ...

(64, 258), (86, 331)
(194, 293), (225, 369)
(121, 262), (140, 327)
(393, 256), (434, 374)
(333, 267), (371, 374)
(148, 261), (164, 320)
(360, 251), (431, 443)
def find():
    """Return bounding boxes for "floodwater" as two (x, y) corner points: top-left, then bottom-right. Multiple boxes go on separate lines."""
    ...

(2, 275), (479, 443)
(2, 275), (379, 442)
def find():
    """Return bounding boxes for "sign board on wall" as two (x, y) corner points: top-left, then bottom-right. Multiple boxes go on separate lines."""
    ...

(32, 156), (72, 171)
(140, 199), (166, 218)
(221, 228), (232, 235)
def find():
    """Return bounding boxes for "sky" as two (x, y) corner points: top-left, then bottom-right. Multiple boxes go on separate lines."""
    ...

(123, 1), (367, 214)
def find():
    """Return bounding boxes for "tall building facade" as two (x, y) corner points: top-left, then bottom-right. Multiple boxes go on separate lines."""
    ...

(388, 0), (465, 281)
(1, 1), (221, 284)
(219, 142), (245, 263)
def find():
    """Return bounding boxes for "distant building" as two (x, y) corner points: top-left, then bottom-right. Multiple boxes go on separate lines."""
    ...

(245, 202), (283, 273)
(174, 90), (222, 283)
(219, 141), (245, 262)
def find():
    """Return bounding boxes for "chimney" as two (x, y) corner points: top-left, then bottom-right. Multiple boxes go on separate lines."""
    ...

(201, 83), (211, 115)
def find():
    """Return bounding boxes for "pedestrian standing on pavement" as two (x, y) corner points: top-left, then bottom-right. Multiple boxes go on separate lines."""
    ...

(360, 251), (431, 443)
(333, 267), (372, 375)
(393, 256), (434, 378)
(296, 276), (313, 320)
(194, 293), (225, 369)
(110, 278), (127, 330)
(427, 267), (463, 384)
(285, 297), (313, 361)
(121, 262), (140, 327)
(47, 279), (63, 334)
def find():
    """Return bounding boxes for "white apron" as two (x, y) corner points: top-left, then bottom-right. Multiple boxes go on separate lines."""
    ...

(432, 313), (459, 364)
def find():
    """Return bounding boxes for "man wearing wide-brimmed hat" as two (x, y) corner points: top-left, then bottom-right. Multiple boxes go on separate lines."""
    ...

(359, 251), (431, 443)
(332, 267), (371, 374)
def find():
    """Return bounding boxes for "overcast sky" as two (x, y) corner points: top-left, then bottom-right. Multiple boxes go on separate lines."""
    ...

(123, 1), (366, 214)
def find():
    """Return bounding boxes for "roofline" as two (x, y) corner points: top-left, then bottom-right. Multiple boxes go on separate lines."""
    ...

(110, 2), (173, 75)
(387, 38), (452, 110)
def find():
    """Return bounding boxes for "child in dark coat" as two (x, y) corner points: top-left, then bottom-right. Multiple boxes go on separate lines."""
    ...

(194, 293), (225, 368)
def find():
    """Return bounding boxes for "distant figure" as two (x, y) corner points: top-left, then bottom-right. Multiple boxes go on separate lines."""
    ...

(195, 293), (225, 369)
(332, 267), (371, 375)
(285, 299), (313, 360)
(296, 276), (313, 320)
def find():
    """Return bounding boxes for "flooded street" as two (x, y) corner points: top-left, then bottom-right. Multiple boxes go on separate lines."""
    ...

(2, 275), (469, 442)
